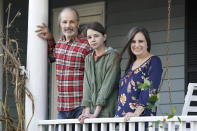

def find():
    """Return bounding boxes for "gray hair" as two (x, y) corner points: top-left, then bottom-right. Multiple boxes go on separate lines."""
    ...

(58, 7), (80, 24)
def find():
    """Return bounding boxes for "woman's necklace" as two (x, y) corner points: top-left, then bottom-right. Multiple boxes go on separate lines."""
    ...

(132, 53), (151, 70)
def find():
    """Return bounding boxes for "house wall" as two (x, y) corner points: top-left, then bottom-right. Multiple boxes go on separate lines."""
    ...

(0, 0), (3, 130)
(106, 0), (185, 115)
(51, 0), (103, 8)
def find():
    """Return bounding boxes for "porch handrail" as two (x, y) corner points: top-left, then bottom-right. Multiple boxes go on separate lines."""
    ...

(38, 116), (197, 124)
(38, 116), (197, 131)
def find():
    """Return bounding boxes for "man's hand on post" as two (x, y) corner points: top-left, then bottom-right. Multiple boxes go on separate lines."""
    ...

(35, 23), (53, 40)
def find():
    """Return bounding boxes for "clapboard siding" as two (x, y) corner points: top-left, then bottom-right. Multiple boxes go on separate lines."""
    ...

(107, 0), (184, 115)
(107, 0), (184, 14)
(51, 0), (103, 8)
(108, 29), (184, 49)
(150, 29), (184, 44)
(120, 54), (184, 67)
(159, 91), (184, 104)
(161, 79), (184, 91)
(108, 17), (184, 37)
(115, 41), (184, 59)
(163, 66), (184, 79)
(159, 54), (184, 67)
(151, 41), (184, 55)
(107, 5), (184, 26)
(157, 104), (183, 115)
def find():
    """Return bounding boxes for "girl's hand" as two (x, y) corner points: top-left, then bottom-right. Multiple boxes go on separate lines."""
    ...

(78, 113), (96, 124)
(78, 113), (89, 124)
(79, 107), (91, 124)
(86, 113), (96, 118)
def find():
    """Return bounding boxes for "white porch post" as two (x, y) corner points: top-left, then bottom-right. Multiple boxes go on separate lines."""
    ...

(25, 0), (48, 130)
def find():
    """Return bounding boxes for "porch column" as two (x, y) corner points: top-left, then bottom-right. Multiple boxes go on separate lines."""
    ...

(25, 0), (48, 130)
(0, 0), (3, 130)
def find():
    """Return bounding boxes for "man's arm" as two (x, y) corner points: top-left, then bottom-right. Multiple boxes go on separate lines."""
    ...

(35, 23), (56, 63)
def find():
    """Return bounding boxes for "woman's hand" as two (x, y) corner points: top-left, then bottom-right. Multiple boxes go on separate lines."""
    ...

(122, 106), (144, 121)
(122, 112), (136, 122)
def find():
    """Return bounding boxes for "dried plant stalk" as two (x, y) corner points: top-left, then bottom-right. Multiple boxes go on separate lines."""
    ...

(0, 3), (34, 131)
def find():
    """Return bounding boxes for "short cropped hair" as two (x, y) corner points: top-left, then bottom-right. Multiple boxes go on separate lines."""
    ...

(58, 7), (80, 24)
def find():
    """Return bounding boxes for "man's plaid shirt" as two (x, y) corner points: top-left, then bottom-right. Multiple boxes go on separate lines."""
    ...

(48, 35), (91, 111)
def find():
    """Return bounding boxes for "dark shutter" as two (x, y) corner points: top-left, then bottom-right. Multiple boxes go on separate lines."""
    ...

(185, 0), (197, 94)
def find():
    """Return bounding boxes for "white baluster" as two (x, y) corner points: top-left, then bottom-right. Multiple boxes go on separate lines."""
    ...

(129, 122), (135, 131)
(109, 123), (115, 131)
(179, 121), (186, 131)
(58, 125), (64, 131)
(67, 124), (72, 131)
(158, 122), (165, 131)
(48, 125), (53, 131)
(148, 122), (155, 131)
(190, 122), (197, 131)
(39, 125), (45, 131)
(168, 122), (175, 131)
(92, 123), (98, 131)
(119, 123), (126, 131)
(83, 124), (88, 131)
(101, 123), (107, 131)
(139, 122), (145, 131)
(75, 123), (81, 131)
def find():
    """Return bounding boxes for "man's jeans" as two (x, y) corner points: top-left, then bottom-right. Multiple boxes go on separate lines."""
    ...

(57, 106), (82, 119)
(56, 106), (82, 131)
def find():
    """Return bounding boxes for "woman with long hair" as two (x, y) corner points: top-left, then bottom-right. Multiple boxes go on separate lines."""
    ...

(115, 26), (163, 130)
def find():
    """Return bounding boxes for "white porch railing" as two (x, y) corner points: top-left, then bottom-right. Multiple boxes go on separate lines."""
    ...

(38, 116), (197, 131)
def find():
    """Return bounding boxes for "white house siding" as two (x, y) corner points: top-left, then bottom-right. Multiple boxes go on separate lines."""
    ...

(106, 0), (185, 115)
